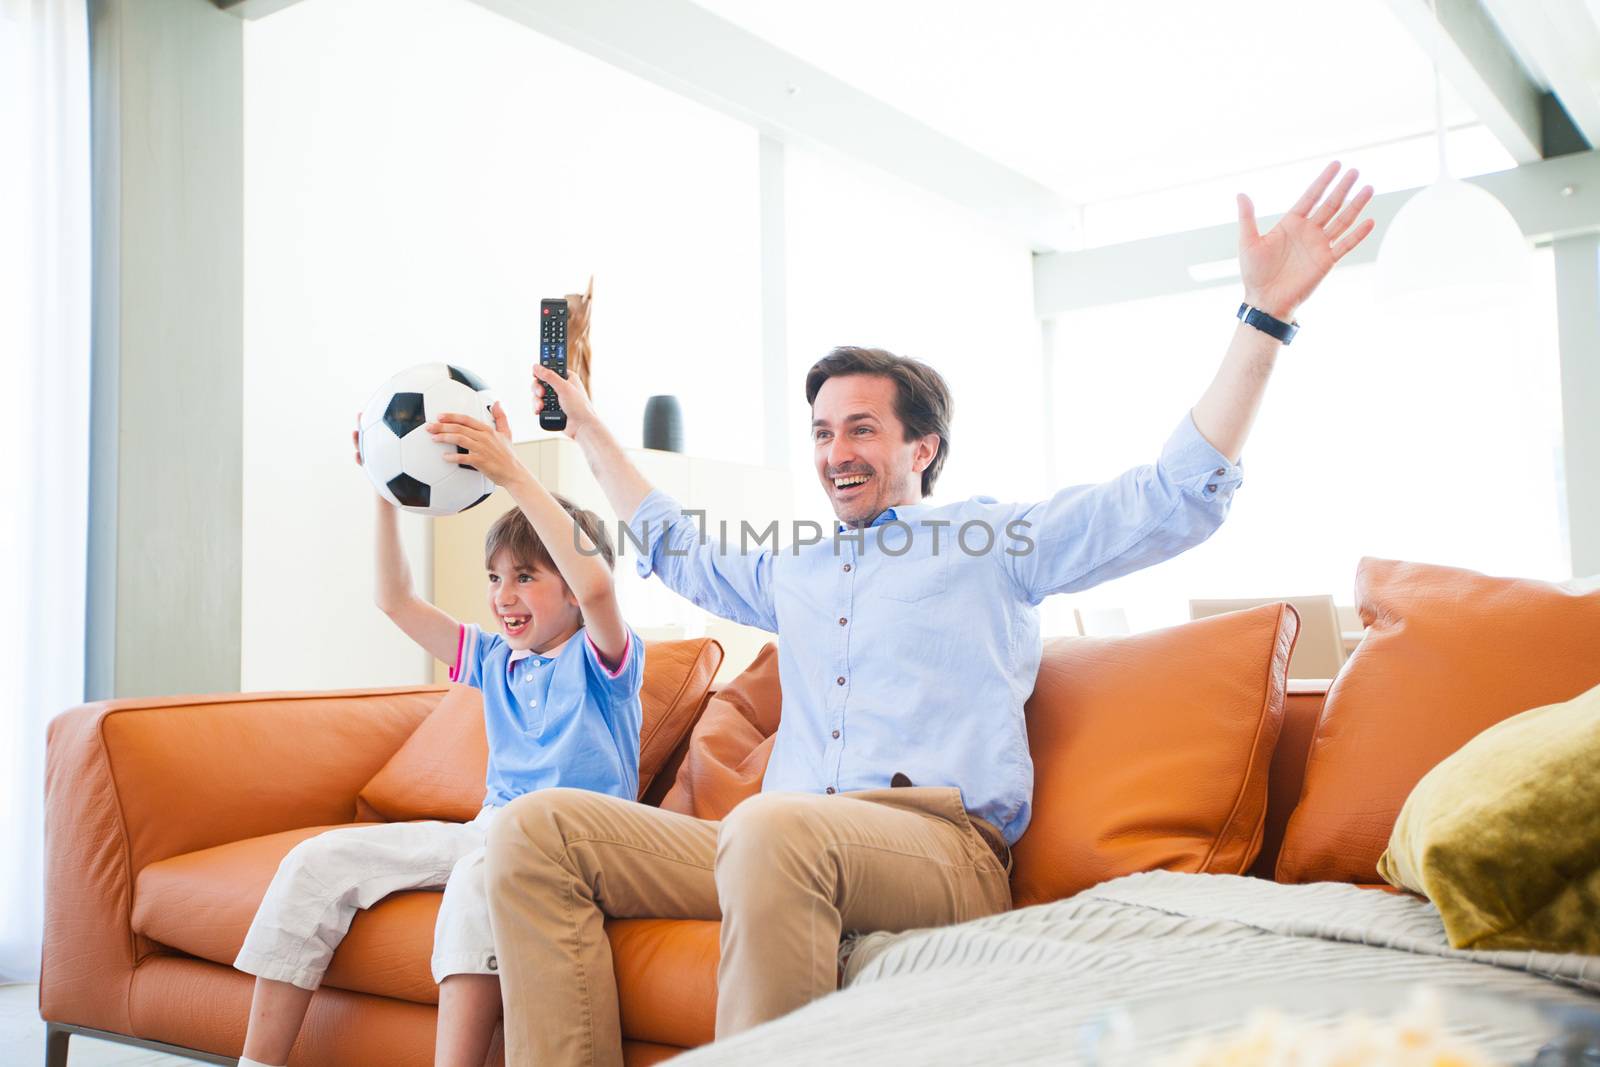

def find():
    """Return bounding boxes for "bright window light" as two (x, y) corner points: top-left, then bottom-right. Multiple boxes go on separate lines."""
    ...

(1045, 248), (1566, 636)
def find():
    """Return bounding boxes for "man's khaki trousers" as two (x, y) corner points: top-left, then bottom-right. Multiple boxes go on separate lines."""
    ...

(484, 786), (1012, 1067)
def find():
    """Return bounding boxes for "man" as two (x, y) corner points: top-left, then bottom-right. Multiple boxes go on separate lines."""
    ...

(486, 162), (1375, 1066)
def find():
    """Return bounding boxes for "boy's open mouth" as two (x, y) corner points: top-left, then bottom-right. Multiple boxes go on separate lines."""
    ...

(501, 614), (531, 637)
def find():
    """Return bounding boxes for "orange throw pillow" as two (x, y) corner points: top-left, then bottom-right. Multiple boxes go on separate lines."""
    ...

(660, 643), (782, 821)
(358, 684), (486, 822)
(359, 637), (723, 822)
(1275, 559), (1600, 885)
(1011, 602), (1298, 908)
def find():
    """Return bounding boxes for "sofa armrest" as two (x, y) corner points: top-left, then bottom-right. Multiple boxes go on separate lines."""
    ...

(41, 686), (443, 1031)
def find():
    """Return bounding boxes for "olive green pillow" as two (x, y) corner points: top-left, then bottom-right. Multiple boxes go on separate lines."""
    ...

(1377, 680), (1600, 954)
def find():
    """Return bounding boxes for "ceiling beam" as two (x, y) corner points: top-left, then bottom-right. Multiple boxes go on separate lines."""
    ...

(1478, 0), (1600, 151)
(212, 0), (307, 19)
(1033, 149), (1600, 316)
(1382, 0), (1544, 163)
(464, 0), (1080, 252)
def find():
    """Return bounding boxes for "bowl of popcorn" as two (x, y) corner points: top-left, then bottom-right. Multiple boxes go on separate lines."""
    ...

(1087, 984), (1600, 1067)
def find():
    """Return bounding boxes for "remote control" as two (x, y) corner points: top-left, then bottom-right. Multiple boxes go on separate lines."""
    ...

(538, 298), (569, 432)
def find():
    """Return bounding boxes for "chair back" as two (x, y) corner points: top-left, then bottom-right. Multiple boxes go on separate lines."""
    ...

(1190, 595), (1345, 679)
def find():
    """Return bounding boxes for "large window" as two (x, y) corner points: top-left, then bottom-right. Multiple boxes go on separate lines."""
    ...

(1046, 248), (1566, 634)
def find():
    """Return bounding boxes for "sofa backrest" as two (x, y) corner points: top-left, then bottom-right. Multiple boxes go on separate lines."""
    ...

(358, 637), (724, 822)
(1251, 681), (1328, 879)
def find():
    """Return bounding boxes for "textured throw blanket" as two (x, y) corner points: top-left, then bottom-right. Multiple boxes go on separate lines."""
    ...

(679, 871), (1600, 1064)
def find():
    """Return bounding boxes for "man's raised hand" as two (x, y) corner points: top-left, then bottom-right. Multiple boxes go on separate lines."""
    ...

(1237, 161), (1375, 322)
(531, 362), (597, 439)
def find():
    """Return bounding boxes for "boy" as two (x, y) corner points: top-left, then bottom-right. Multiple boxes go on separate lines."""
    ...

(232, 389), (643, 1067)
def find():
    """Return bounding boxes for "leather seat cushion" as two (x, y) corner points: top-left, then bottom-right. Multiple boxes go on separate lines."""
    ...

(134, 824), (445, 1005)
(134, 825), (723, 1041)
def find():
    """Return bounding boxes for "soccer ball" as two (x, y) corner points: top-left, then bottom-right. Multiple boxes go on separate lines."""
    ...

(358, 363), (497, 516)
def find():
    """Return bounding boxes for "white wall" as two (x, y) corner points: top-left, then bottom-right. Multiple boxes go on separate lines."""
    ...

(242, 0), (761, 690)
(782, 144), (1043, 523)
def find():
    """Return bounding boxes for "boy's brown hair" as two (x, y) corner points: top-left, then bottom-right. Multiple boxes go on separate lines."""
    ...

(483, 495), (615, 579)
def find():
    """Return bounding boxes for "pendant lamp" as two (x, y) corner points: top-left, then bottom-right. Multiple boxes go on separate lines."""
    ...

(1375, 0), (1531, 312)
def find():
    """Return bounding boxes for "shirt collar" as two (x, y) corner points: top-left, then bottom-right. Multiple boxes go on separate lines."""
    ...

(507, 631), (577, 668)
(838, 500), (935, 533)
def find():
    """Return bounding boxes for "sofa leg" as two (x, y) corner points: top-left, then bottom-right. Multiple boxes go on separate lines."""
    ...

(44, 1023), (69, 1067)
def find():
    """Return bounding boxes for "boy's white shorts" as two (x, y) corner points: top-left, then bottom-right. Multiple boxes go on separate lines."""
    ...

(234, 805), (501, 990)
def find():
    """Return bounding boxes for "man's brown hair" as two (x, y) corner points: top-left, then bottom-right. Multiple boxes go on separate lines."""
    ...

(483, 494), (615, 580)
(804, 346), (952, 496)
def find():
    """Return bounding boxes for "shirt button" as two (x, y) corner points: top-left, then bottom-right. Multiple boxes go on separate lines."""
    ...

(825, 787), (836, 795)
(836, 676), (846, 686)
(1206, 484), (1217, 493)
(838, 617), (847, 626)
(831, 729), (840, 739)
(487, 955), (498, 971)
(1215, 467), (1226, 476)
(842, 563), (852, 573)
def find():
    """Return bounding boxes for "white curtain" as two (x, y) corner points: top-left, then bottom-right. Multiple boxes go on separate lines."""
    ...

(0, 0), (92, 981)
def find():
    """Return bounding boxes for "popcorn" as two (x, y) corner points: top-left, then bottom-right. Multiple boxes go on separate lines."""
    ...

(1155, 990), (1500, 1067)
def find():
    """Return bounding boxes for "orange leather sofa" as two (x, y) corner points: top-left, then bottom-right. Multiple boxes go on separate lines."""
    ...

(43, 560), (1598, 1066)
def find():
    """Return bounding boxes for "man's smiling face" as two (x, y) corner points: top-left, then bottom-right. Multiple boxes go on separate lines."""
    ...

(811, 373), (939, 527)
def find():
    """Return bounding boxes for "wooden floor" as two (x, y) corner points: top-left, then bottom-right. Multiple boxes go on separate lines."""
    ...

(1, 984), (198, 1066)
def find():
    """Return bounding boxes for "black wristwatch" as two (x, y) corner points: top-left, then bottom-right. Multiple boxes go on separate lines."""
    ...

(1237, 302), (1299, 345)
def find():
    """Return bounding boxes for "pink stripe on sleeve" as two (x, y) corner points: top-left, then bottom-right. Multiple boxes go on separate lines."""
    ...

(450, 624), (467, 682)
(587, 632), (631, 679)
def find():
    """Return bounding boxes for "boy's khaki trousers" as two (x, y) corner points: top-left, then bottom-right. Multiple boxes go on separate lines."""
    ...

(485, 785), (1012, 1067)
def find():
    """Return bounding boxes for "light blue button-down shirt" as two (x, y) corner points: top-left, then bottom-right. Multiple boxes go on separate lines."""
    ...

(629, 413), (1241, 844)
(452, 623), (645, 807)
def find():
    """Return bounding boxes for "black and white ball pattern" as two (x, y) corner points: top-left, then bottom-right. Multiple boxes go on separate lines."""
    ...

(358, 363), (496, 516)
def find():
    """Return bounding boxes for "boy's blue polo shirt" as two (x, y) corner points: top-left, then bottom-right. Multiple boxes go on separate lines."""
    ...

(450, 623), (644, 806)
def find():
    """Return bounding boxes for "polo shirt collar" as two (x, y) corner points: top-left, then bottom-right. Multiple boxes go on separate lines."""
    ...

(507, 631), (577, 668)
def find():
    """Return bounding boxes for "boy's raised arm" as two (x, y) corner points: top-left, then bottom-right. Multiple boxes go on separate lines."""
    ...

(531, 362), (779, 635)
(427, 404), (630, 668)
(355, 423), (463, 668)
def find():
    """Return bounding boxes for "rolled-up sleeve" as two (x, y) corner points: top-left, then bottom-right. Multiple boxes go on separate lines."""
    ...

(626, 490), (779, 632)
(1002, 411), (1242, 604)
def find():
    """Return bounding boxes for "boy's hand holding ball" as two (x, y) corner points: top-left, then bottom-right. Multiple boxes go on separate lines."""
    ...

(430, 402), (529, 490)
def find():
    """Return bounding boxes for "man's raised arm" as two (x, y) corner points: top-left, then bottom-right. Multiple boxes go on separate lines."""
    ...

(531, 362), (779, 633)
(533, 362), (655, 522)
(1190, 161), (1375, 461)
(1001, 163), (1376, 605)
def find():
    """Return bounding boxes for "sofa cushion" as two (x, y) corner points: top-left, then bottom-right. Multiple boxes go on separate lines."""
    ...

(134, 822), (726, 1038)
(134, 824), (444, 1005)
(610, 918), (720, 1048)
(1377, 680), (1600, 953)
(1011, 603), (1298, 908)
(358, 686), (487, 824)
(660, 643), (781, 820)
(1276, 559), (1600, 885)
(360, 638), (724, 822)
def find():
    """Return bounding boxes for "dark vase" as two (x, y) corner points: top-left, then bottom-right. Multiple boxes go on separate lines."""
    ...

(642, 395), (684, 452)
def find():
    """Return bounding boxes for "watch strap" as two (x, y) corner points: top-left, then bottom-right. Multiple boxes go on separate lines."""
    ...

(1237, 302), (1299, 344)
